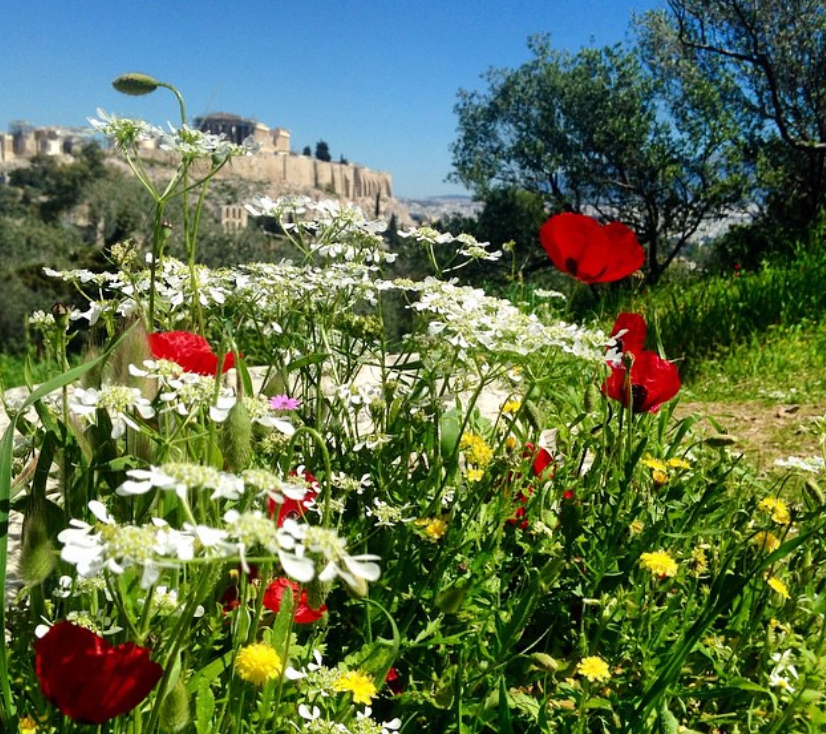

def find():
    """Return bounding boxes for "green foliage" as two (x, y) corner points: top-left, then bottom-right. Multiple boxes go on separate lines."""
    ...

(641, 0), (826, 257)
(595, 243), (826, 383)
(450, 35), (746, 283)
(6, 77), (826, 734)
(0, 216), (88, 352)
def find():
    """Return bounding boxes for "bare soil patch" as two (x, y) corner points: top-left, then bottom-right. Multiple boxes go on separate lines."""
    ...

(675, 400), (825, 472)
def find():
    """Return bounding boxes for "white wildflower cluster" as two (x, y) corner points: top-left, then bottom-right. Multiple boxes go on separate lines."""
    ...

(88, 109), (164, 148)
(247, 195), (395, 266)
(69, 384), (155, 439)
(128, 361), (295, 433)
(398, 226), (502, 267)
(117, 463), (312, 507)
(159, 123), (258, 161)
(89, 110), (257, 163)
(117, 463), (245, 501)
(768, 649), (799, 694)
(397, 277), (607, 359)
(365, 498), (414, 528)
(57, 499), (379, 591)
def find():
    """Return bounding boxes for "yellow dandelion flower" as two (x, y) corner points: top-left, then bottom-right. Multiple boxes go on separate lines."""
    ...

(234, 642), (282, 686)
(667, 457), (691, 470)
(465, 468), (484, 483)
(576, 656), (611, 683)
(334, 670), (378, 705)
(415, 517), (448, 541)
(757, 497), (791, 525)
(502, 400), (522, 415)
(505, 435), (518, 451)
(767, 576), (790, 600)
(751, 530), (781, 553)
(651, 468), (669, 486)
(19, 716), (37, 734)
(639, 550), (679, 578)
(642, 456), (668, 472)
(629, 519), (645, 535)
(460, 432), (494, 469)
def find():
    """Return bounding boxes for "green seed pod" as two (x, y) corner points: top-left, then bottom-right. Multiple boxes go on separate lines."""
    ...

(19, 528), (56, 587)
(305, 576), (332, 609)
(112, 72), (161, 96)
(220, 400), (252, 473)
(20, 498), (60, 586)
(439, 411), (461, 459)
(583, 382), (600, 413)
(523, 400), (543, 432)
(159, 678), (190, 734)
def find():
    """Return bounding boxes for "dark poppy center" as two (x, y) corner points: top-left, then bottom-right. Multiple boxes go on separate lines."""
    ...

(564, 257), (579, 276)
(630, 384), (648, 412)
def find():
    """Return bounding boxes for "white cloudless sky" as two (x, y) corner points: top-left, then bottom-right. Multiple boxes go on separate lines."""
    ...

(1, 0), (660, 198)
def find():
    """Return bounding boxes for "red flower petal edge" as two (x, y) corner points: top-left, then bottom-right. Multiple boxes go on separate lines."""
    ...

(609, 312), (647, 358)
(539, 213), (645, 284)
(263, 577), (327, 624)
(268, 471), (319, 527)
(147, 331), (235, 376)
(603, 350), (681, 413)
(35, 621), (163, 725)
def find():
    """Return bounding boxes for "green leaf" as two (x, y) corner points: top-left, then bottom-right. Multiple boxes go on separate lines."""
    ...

(195, 676), (216, 734)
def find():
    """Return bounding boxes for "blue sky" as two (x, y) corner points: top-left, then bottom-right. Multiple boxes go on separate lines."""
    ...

(2, 0), (660, 199)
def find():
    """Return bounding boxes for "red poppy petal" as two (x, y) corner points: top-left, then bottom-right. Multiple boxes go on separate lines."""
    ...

(35, 622), (162, 725)
(147, 331), (235, 376)
(539, 213), (645, 284)
(632, 352), (681, 412)
(610, 312), (647, 356)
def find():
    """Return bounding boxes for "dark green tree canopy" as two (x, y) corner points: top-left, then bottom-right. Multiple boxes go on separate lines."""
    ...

(314, 140), (331, 162)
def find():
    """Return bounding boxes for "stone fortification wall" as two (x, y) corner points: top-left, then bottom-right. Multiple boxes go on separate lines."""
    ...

(220, 151), (393, 201)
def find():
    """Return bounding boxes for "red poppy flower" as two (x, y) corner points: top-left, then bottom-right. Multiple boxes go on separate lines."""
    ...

(147, 331), (235, 376)
(35, 621), (163, 725)
(526, 442), (554, 480)
(609, 312), (647, 358)
(268, 471), (319, 527)
(603, 350), (680, 413)
(385, 666), (404, 695)
(263, 577), (327, 623)
(506, 443), (555, 529)
(539, 213), (645, 284)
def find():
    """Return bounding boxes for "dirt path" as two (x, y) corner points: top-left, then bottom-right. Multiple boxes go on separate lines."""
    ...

(674, 400), (825, 472)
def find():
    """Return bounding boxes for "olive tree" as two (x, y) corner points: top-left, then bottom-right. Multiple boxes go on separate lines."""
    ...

(450, 35), (746, 283)
(641, 0), (826, 242)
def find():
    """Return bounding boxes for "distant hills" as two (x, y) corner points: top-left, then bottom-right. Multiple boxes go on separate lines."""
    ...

(398, 195), (482, 223)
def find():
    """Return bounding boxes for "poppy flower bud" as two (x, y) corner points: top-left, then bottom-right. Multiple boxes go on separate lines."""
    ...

(20, 510), (57, 586)
(159, 678), (190, 733)
(583, 383), (600, 413)
(305, 576), (332, 610)
(529, 652), (559, 673)
(220, 400), (252, 472)
(112, 72), (161, 96)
